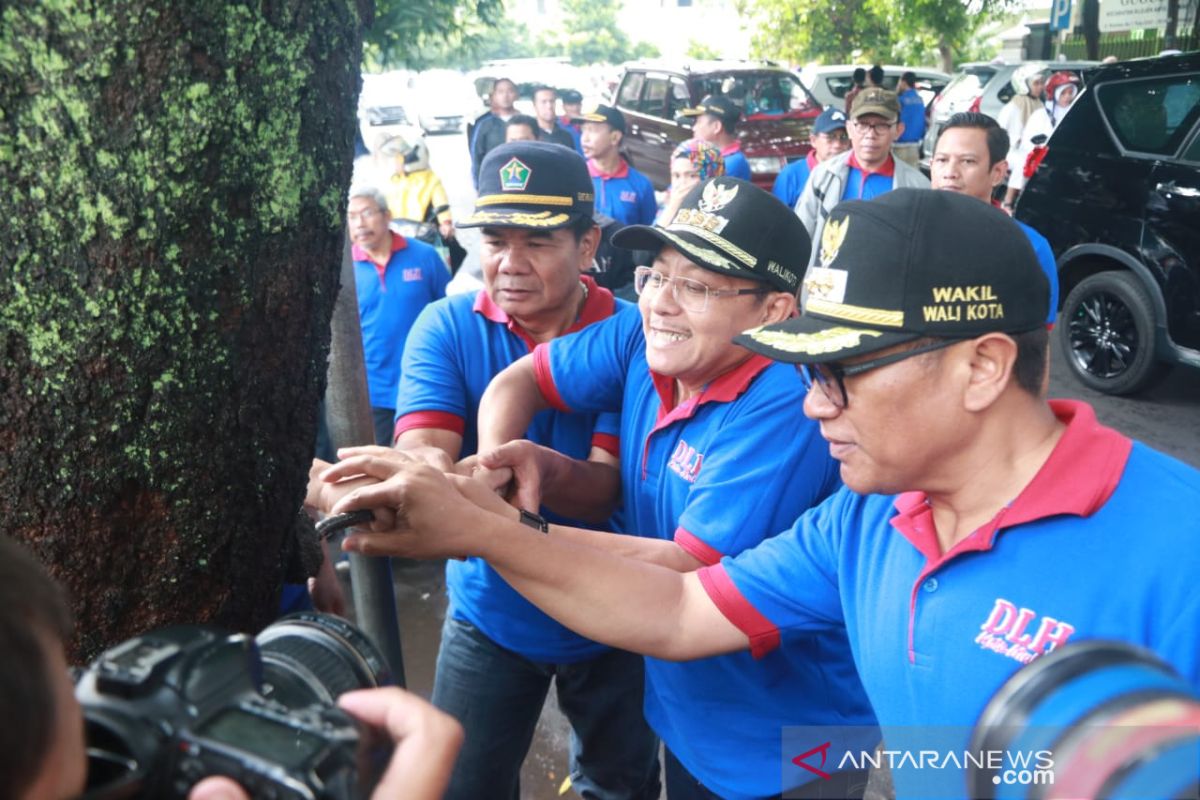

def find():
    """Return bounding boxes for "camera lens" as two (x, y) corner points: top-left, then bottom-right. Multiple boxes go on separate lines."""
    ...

(255, 612), (392, 708)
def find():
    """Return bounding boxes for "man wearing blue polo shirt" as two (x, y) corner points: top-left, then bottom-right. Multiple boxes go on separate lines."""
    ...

(320, 190), (1200, 800)
(772, 107), (849, 207)
(314, 142), (659, 800)
(796, 87), (929, 267)
(578, 105), (657, 227)
(347, 185), (449, 445)
(326, 179), (878, 800)
(892, 71), (927, 166)
(683, 95), (752, 181)
(930, 112), (1059, 325)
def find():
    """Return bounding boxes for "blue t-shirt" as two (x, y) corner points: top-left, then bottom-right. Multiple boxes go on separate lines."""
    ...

(589, 159), (657, 226)
(701, 400), (1200, 798)
(559, 120), (584, 155)
(354, 233), (449, 409)
(534, 310), (876, 800)
(1016, 219), (1059, 324)
(897, 88), (927, 143)
(721, 143), (752, 181)
(394, 278), (627, 662)
(772, 153), (817, 208)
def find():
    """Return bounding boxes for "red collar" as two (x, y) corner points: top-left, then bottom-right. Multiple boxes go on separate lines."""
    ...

(890, 399), (1132, 567)
(847, 151), (896, 178)
(351, 231), (407, 265)
(806, 151), (818, 169)
(648, 354), (774, 427)
(720, 141), (743, 157)
(473, 275), (615, 350)
(588, 158), (630, 180)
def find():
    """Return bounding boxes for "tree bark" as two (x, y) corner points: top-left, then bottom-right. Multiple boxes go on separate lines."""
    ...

(0, 0), (369, 661)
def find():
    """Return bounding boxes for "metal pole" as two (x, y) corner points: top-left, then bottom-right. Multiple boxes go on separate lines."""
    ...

(324, 232), (407, 688)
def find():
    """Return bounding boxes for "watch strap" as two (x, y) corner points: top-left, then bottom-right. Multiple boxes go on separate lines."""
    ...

(518, 508), (549, 533)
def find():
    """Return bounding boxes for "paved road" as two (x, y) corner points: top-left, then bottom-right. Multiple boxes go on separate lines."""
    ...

(370, 131), (1199, 799)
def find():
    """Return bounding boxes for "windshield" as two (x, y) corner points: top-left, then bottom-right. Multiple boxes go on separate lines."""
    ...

(938, 67), (998, 108)
(692, 72), (819, 118)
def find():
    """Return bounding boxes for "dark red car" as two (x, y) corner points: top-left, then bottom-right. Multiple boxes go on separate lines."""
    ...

(611, 60), (823, 191)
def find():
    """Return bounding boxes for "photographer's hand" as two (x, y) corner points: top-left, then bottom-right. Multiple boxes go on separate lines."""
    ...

(339, 688), (464, 800)
(185, 689), (462, 800)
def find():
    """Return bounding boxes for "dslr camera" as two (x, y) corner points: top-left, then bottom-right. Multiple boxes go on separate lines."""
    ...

(76, 612), (392, 799)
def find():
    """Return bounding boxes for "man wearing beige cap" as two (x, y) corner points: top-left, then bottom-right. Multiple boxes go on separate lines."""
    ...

(795, 87), (928, 267)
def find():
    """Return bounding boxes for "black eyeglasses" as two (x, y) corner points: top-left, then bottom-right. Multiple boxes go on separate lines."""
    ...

(797, 339), (963, 409)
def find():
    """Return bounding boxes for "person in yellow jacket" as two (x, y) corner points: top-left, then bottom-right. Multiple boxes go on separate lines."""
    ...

(376, 134), (466, 273)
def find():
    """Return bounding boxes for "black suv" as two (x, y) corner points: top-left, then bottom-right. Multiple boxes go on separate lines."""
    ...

(612, 60), (822, 191)
(1016, 53), (1200, 395)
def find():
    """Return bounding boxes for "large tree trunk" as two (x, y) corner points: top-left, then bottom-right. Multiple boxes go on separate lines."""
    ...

(0, 1), (368, 661)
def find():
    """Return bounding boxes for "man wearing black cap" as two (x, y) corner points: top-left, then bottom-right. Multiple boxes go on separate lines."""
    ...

(683, 94), (752, 180)
(795, 87), (928, 268)
(316, 189), (1200, 798)
(321, 178), (878, 800)
(577, 104), (657, 227)
(310, 140), (660, 800)
(558, 88), (586, 154)
(771, 106), (850, 207)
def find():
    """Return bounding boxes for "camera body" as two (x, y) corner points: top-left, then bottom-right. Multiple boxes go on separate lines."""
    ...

(77, 613), (391, 799)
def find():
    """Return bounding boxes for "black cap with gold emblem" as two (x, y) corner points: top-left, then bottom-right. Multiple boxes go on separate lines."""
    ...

(735, 189), (1049, 363)
(611, 177), (810, 293)
(458, 141), (594, 230)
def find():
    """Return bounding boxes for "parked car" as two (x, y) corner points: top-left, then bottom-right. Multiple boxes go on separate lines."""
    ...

(1015, 52), (1200, 395)
(799, 64), (951, 111)
(612, 60), (823, 190)
(921, 59), (1098, 169)
(409, 70), (477, 134)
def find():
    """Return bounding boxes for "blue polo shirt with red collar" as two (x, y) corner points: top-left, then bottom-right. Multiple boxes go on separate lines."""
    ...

(772, 151), (818, 208)
(721, 141), (752, 180)
(701, 400), (1200, 798)
(353, 232), (449, 410)
(588, 158), (657, 227)
(532, 309), (876, 800)
(842, 152), (897, 201)
(394, 276), (627, 662)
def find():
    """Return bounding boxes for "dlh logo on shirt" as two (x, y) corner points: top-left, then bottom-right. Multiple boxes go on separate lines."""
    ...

(975, 598), (1075, 665)
(667, 440), (703, 483)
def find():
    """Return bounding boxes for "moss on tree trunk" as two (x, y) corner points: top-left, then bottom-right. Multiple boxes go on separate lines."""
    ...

(0, 0), (369, 660)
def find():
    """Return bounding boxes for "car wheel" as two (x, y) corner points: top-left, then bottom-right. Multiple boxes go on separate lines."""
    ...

(1058, 270), (1166, 395)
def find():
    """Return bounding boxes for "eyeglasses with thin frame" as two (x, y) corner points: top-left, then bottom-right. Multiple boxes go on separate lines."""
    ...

(850, 119), (896, 136)
(819, 131), (850, 143)
(797, 339), (963, 409)
(633, 266), (769, 313)
(347, 207), (384, 223)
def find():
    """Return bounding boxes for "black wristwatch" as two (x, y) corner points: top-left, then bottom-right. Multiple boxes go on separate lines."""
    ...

(518, 508), (549, 533)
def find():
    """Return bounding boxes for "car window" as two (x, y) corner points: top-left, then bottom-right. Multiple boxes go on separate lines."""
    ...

(641, 76), (670, 118)
(1099, 73), (1200, 156)
(692, 71), (816, 117)
(617, 73), (645, 111)
(1183, 127), (1200, 162)
(667, 78), (691, 119)
(825, 75), (855, 100)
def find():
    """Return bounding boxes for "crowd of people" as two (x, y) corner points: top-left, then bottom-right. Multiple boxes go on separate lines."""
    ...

(9, 64), (1198, 800)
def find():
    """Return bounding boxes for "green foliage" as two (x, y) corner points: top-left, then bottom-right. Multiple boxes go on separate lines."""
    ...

(365, 0), (506, 69)
(741, 0), (1012, 68)
(560, 0), (658, 65)
(686, 39), (722, 61)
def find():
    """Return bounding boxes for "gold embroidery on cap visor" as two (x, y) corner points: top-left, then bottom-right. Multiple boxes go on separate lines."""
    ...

(743, 325), (884, 355)
(475, 193), (576, 207)
(664, 222), (757, 269)
(461, 209), (572, 227)
(655, 229), (741, 272)
(806, 297), (905, 328)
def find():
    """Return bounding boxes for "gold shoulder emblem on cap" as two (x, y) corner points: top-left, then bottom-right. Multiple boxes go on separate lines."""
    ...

(698, 180), (739, 213)
(820, 217), (848, 265)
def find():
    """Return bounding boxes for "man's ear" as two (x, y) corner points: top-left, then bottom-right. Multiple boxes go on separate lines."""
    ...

(760, 290), (798, 325)
(989, 159), (1007, 189)
(961, 333), (1019, 412)
(577, 225), (602, 272)
(895, 121), (906, 140)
